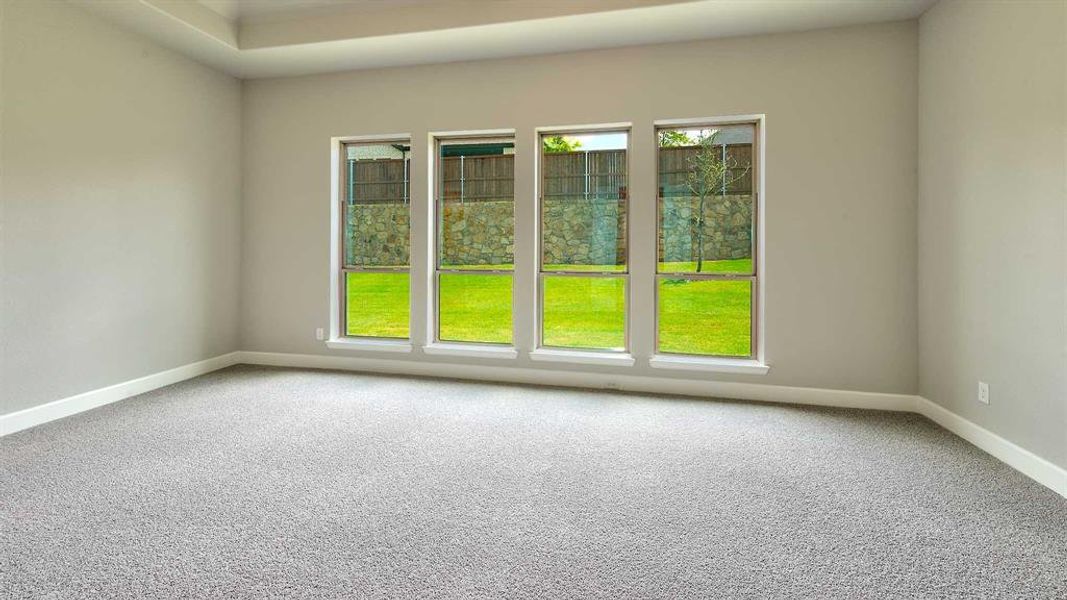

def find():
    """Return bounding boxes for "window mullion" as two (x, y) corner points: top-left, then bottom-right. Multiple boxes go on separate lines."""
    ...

(628, 121), (657, 361)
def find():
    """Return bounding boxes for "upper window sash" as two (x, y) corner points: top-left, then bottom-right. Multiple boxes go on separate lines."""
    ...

(537, 128), (631, 275)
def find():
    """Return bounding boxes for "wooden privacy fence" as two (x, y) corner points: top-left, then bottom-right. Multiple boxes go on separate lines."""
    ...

(658, 144), (752, 196)
(540, 149), (628, 201)
(441, 154), (515, 202)
(345, 144), (752, 205)
(348, 157), (410, 204)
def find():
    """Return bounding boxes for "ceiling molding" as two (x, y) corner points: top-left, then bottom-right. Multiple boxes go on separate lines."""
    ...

(68, 0), (936, 79)
(236, 0), (686, 49)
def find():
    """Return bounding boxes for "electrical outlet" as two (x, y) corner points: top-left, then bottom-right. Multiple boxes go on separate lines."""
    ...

(978, 381), (989, 405)
(315, 327), (325, 341)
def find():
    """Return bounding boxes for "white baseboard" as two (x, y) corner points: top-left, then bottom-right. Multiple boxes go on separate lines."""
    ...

(235, 351), (916, 411)
(0, 352), (241, 437)
(237, 351), (1065, 499)
(4, 349), (1062, 500)
(913, 396), (1067, 499)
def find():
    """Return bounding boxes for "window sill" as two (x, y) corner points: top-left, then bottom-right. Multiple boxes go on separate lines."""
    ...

(423, 343), (518, 360)
(529, 348), (635, 367)
(649, 355), (769, 375)
(325, 338), (413, 353)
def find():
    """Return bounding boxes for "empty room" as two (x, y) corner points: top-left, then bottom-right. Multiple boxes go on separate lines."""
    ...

(1, 0), (1065, 597)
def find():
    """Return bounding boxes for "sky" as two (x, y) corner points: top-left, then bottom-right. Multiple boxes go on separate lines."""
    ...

(566, 132), (628, 150)
(562, 124), (753, 150)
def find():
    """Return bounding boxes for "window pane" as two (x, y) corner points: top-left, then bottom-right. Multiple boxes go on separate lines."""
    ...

(541, 131), (627, 272)
(438, 140), (515, 269)
(542, 276), (625, 350)
(658, 125), (753, 275)
(658, 278), (751, 357)
(439, 273), (513, 344)
(345, 272), (409, 338)
(345, 143), (410, 268)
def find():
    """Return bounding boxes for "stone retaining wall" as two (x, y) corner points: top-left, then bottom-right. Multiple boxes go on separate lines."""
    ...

(346, 204), (410, 267)
(660, 194), (753, 263)
(542, 198), (626, 266)
(440, 202), (514, 266)
(346, 195), (751, 267)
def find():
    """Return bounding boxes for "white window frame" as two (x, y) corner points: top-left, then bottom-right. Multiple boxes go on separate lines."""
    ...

(327, 134), (414, 352)
(324, 119), (766, 374)
(426, 130), (519, 359)
(648, 115), (767, 373)
(531, 124), (634, 363)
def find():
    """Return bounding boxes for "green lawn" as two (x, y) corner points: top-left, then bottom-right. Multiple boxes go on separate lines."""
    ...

(659, 258), (752, 275)
(658, 278), (751, 356)
(346, 259), (752, 356)
(439, 273), (512, 343)
(345, 272), (410, 339)
(543, 276), (626, 349)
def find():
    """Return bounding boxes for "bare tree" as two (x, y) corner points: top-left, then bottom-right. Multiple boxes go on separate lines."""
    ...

(686, 131), (751, 272)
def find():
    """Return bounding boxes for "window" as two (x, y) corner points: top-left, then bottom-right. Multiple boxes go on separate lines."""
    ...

(332, 120), (763, 367)
(538, 129), (629, 351)
(340, 140), (411, 339)
(656, 122), (757, 357)
(434, 136), (515, 344)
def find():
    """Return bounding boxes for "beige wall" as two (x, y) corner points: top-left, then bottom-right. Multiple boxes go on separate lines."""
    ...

(241, 21), (918, 393)
(1, 0), (1061, 481)
(4, 0), (1061, 481)
(0, 0), (243, 414)
(918, 0), (1067, 468)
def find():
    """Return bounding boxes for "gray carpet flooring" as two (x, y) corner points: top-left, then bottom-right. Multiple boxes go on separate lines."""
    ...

(2, 365), (1065, 599)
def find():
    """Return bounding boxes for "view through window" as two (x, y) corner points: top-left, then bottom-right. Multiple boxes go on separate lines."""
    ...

(435, 137), (515, 344)
(342, 140), (411, 339)
(656, 123), (756, 357)
(336, 121), (760, 361)
(539, 130), (629, 351)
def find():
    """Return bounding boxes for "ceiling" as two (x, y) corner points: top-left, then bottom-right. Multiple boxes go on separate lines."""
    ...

(197, 0), (426, 22)
(70, 0), (937, 79)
